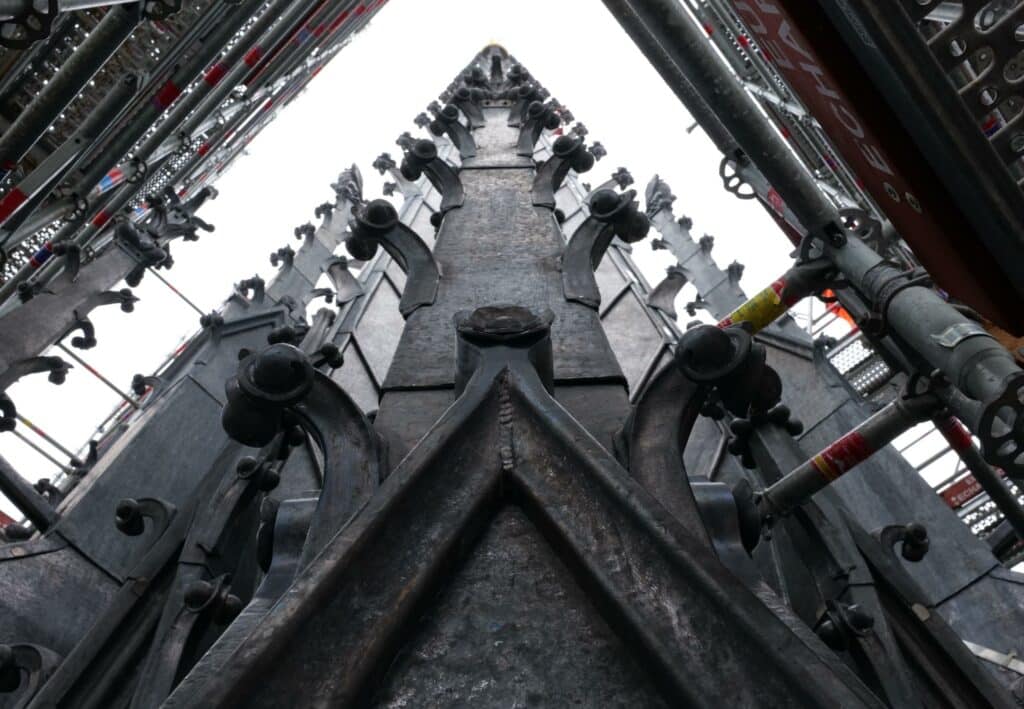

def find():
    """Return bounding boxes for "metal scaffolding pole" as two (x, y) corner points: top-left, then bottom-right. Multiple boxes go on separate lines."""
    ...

(146, 267), (205, 317)
(10, 427), (73, 474)
(126, 0), (296, 162)
(15, 413), (78, 461)
(759, 391), (943, 518)
(0, 3), (143, 181)
(70, 0), (270, 206)
(934, 416), (1024, 540)
(604, 0), (1024, 473)
(20, 0), (329, 269)
(55, 342), (140, 409)
(0, 73), (140, 241)
(0, 0), (369, 304)
(0, 0), (138, 19)
(177, 0), (328, 139)
(0, 452), (57, 532)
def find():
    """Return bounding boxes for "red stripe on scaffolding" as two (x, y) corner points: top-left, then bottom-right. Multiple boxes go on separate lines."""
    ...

(935, 416), (974, 454)
(0, 187), (28, 222)
(204, 62), (229, 86)
(152, 80), (183, 110)
(244, 46), (264, 67)
(329, 10), (350, 31)
(811, 431), (874, 482)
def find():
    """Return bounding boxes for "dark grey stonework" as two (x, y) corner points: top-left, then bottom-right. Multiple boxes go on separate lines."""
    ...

(384, 165), (624, 389)
(373, 506), (668, 709)
(0, 43), (1019, 709)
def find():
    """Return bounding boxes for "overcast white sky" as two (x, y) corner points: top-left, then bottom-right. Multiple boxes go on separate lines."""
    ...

(0, 0), (799, 514)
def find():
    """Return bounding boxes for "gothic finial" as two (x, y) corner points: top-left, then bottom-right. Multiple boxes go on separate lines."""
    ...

(331, 164), (363, 204)
(119, 228), (169, 287)
(221, 344), (315, 447)
(644, 174), (676, 219)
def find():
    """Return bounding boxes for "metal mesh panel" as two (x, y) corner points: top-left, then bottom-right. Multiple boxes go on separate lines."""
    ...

(902, 0), (1024, 186)
(129, 148), (194, 211)
(0, 221), (62, 283)
(845, 357), (894, 396)
(827, 336), (874, 374)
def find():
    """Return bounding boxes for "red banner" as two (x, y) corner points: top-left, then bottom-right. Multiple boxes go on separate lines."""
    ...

(729, 1), (1019, 331)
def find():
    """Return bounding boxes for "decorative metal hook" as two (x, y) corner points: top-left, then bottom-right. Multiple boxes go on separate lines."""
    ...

(532, 134), (595, 209)
(346, 200), (439, 317)
(561, 189), (648, 308)
(429, 104), (477, 159)
(400, 139), (464, 215)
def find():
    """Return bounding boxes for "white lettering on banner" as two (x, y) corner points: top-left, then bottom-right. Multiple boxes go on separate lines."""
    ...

(732, 1), (897, 186)
(800, 61), (841, 101)
(753, 0), (781, 14)
(779, 20), (814, 63)
(733, 2), (767, 34)
(831, 102), (864, 138)
(761, 38), (794, 70)
(860, 142), (894, 176)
